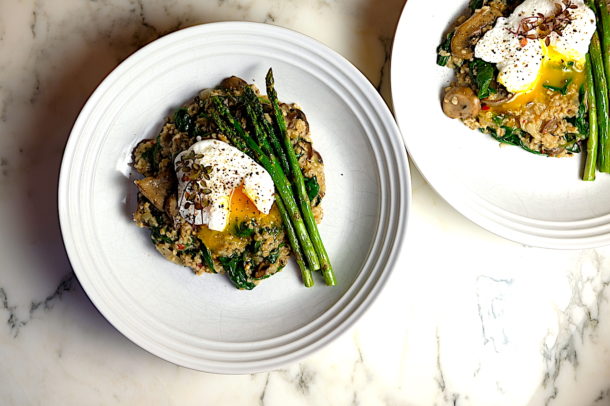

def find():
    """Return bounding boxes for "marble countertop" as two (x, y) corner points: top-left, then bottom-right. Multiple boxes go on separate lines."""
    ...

(2, 0), (610, 405)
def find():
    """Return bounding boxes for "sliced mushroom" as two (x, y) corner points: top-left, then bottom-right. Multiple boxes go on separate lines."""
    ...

(542, 147), (563, 156)
(451, 6), (501, 60)
(135, 175), (173, 212)
(541, 119), (558, 134)
(482, 92), (517, 106)
(287, 107), (307, 122)
(286, 108), (309, 130)
(311, 149), (323, 164)
(164, 194), (179, 219)
(219, 76), (248, 91)
(442, 86), (481, 119)
(255, 263), (270, 279)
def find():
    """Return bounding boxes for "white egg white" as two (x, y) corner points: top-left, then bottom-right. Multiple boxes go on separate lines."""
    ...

(174, 139), (275, 231)
(475, 0), (596, 93)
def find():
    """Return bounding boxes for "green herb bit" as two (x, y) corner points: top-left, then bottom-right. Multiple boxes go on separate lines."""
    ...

(150, 227), (173, 244)
(304, 176), (320, 201)
(492, 114), (505, 127)
(266, 247), (281, 264)
(563, 134), (582, 153)
(249, 240), (262, 254)
(436, 31), (454, 67)
(234, 221), (255, 238)
(542, 78), (573, 95)
(567, 85), (589, 136)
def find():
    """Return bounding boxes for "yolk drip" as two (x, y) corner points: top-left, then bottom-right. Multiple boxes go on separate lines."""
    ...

(491, 46), (585, 114)
(197, 186), (281, 252)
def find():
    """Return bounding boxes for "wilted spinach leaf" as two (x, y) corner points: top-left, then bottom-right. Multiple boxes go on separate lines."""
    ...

(150, 227), (173, 244)
(141, 140), (161, 173)
(564, 134), (582, 153)
(249, 240), (262, 254)
(234, 221), (255, 238)
(567, 85), (588, 136)
(469, 0), (484, 11)
(483, 126), (544, 155)
(183, 242), (216, 272)
(200, 243), (215, 272)
(469, 58), (497, 99)
(436, 31), (454, 67)
(173, 108), (195, 135)
(266, 247), (281, 264)
(304, 176), (320, 201)
(219, 255), (255, 290)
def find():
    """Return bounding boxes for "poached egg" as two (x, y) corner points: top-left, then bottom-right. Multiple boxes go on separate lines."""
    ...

(475, 0), (596, 94)
(174, 139), (275, 232)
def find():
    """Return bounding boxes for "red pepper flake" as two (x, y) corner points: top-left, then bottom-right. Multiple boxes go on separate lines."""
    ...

(482, 104), (490, 111)
(520, 37), (528, 47)
(176, 243), (185, 250)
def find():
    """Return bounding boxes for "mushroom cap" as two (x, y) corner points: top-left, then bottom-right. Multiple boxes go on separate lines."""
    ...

(451, 6), (501, 60)
(442, 86), (481, 119)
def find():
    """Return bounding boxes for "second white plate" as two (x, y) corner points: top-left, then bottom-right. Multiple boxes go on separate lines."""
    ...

(392, 0), (610, 249)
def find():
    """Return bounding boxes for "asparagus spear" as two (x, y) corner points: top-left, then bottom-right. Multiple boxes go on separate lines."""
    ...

(210, 109), (252, 155)
(242, 86), (291, 174)
(266, 69), (336, 286)
(595, 0), (610, 91)
(211, 96), (321, 272)
(590, 32), (610, 172)
(242, 98), (315, 286)
(584, 55), (598, 181)
(275, 194), (314, 287)
(244, 103), (273, 156)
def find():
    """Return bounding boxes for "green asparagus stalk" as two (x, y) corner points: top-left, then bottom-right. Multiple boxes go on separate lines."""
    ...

(211, 96), (322, 272)
(242, 86), (291, 174)
(244, 103), (273, 156)
(242, 98), (315, 286)
(266, 69), (336, 286)
(210, 109), (252, 155)
(595, 0), (610, 91)
(590, 32), (610, 172)
(275, 194), (314, 287)
(584, 55), (598, 181)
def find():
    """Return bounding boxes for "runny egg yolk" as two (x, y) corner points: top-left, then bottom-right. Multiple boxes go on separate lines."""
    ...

(197, 186), (281, 252)
(491, 44), (585, 114)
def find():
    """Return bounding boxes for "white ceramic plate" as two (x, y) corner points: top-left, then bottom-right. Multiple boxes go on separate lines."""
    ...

(392, 0), (610, 249)
(58, 22), (410, 374)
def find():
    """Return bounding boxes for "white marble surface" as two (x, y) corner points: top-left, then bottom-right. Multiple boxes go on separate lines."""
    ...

(2, 0), (610, 405)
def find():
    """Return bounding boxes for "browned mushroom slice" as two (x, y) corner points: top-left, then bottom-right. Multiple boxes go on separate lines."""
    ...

(135, 176), (172, 212)
(311, 149), (323, 164)
(541, 119), (559, 134)
(451, 6), (501, 60)
(219, 76), (248, 91)
(442, 86), (481, 119)
(482, 91), (517, 107)
(164, 194), (179, 219)
(286, 108), (310, 133)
